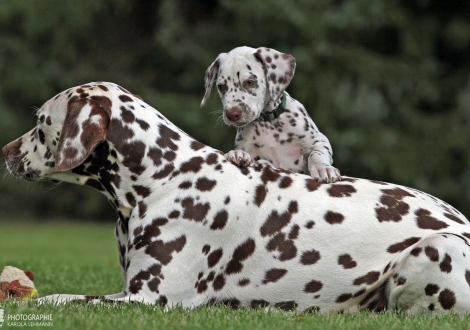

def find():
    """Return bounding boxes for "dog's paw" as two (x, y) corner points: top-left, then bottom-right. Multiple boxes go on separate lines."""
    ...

(225, 150), (252, 167)
(310, 164), (341, 183)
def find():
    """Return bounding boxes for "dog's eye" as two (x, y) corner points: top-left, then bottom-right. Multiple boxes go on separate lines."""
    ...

(244, 80), (256, 88)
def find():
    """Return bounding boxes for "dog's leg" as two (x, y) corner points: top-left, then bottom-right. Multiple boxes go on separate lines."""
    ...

(36, 293), (149, 305)
(388, 233), (470, 315)
(114, 218), (128, 298)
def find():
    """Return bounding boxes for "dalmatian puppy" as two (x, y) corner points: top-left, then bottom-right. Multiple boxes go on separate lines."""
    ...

(201, 46), (341, 183)
(3, 82), (470, 315)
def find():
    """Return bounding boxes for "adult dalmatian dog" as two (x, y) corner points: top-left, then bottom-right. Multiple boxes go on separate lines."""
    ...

(3, 82), (470, 315)
(201, 46), (341, 183)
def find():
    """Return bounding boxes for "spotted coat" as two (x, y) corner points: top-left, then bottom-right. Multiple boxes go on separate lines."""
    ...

(201, 46), (340, 183)
(3, 82), (470, 315)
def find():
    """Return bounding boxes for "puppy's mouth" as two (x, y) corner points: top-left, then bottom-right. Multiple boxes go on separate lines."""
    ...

(230, 121), (250, 128)
(222, 115), (257, 128)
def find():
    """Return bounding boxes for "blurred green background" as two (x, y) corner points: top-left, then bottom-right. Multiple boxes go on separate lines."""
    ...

(1, 0), (470, 222)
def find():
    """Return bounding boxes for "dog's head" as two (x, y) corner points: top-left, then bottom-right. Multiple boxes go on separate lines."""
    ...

(2, 84), (117, 183)
(201, 46), (296, 127)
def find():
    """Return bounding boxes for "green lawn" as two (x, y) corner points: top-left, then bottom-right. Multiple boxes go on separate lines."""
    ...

(0, 222), (469, 330)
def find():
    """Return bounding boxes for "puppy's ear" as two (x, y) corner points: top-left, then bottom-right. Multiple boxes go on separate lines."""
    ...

(55, 96), (111, 171)
(201, 53), (225, 107)
(254, 48), (296, 103)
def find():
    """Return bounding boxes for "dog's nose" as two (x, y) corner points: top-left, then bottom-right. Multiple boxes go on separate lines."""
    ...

(2, 140), (18, 157)
(2, 143), (12, 157)
(225, 107), (242, 122)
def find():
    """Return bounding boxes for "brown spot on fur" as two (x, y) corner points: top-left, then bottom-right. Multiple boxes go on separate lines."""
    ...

(254, 184), (267, 207)
(180, 157), (204, 173)
(425, 246), (439, 262)
(178, 181), (192, 189)
(327, 184), (357, 197)
(145, 235), (186, 265)
(425, 283), (439, 296)
(439, 253), (452, 273)
(279, 176), (293, 188)
(210, 210), (228, 230)
(260, 201), (298, 237)
(152, 164), (175, 179)
(410, 247), (422, 257)
(119, 95), (133, 102)
(266, 232), (297, 261)
(375, 188), (414, 222)
(262, 268), (287, 284)
(191, 141), (205, 151)
(195, 177), (217, 192)
(133, 185), (151, 198)
(416, 209), (449, 230)
(261, 166), (281, 184)
(438, 289), (456, 310)
(225, 238), (256, 275)
(238, 279), (250, 287)
(181, 197), (210, 222)
(213, 274), (226, 291)
(305, 179), (321, 192)
(338, 254), (357, 269)
(202, 245), (210, 255)
(147, 147), (163, 167)
(353, 271), (380, 286)
(387, 237), (421, 253)
(288, 224), (300, 240)
(304, 279), (323, 293)
(206, 153), (219, 165)
(156, 124), (180, 151)
(324, 211), (344, 224)
(300, 249), (321, 265)
(207, 249), (223, 268)
(336, 293), (353, 303)
(444, 213), (465, 224)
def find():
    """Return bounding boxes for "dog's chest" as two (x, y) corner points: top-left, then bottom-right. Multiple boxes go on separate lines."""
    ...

(237, 121), (308, 173)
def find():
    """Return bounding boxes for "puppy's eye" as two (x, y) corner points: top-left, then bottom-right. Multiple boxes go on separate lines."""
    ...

(216, 84), (227, 93)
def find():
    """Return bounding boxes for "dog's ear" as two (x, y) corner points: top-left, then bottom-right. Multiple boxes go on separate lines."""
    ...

(201, 53), (225, 107)
(254, 48), (296, 103)
(55, 96), (111, 171)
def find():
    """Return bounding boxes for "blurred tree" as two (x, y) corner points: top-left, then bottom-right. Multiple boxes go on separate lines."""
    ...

(0, 0), (469, 221)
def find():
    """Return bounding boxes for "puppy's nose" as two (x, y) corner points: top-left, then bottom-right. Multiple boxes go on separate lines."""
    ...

(225, 107), (242, 122)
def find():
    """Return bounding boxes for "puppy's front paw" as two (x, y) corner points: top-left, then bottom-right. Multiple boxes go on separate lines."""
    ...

(310, 164), (341, 183)
(225, 150), (252, 167)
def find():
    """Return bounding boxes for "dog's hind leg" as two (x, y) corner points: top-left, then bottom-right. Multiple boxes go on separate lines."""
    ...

(388, 233), (470, 315)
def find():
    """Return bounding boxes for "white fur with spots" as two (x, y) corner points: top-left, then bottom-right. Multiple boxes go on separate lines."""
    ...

(3, 82), (470, 315)
(202, 46), (340, 183)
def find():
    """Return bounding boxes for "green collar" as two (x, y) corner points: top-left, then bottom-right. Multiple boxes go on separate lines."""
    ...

(256, 92), (286, 122)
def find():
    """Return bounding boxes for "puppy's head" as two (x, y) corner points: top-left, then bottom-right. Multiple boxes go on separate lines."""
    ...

(201, 46), (296, 127)
(3, 84), (111, 181)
